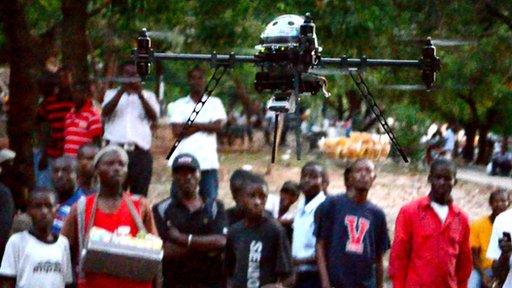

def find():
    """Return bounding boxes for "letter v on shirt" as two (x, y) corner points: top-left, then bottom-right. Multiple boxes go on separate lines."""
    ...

(345, 215), (370, 254)
(247, 241), (263, 288)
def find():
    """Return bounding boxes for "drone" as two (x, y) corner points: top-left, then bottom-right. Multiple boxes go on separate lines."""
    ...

(132, 13), (440, 163)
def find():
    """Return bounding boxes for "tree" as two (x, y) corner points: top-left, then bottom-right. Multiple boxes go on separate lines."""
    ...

(0, 0), (41, 208)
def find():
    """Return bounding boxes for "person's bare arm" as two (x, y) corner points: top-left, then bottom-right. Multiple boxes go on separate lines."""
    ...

(171, 120), (223, 137)
(493, 237), (512, 284)
(60, 206), (79, 266)
(101, 88), (124, 118)
(316, 240), (331, 288)
(167, 222), (226, 251)
(162, 242), (189, 259)
(375, 253), (385, 288)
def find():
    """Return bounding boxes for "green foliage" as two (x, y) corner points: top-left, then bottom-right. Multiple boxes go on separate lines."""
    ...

(2, 0), (512, 164)
(388, 103), (431, 161)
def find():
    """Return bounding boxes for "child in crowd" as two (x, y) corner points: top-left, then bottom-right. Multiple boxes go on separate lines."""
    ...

(0, 189), (73, 288)
(292, 162), (327, 288)
(271, 181), (300, 241)
(226, 169), (254, 226)
(265, 181), (300, 225)
(224, 172), (294, 288)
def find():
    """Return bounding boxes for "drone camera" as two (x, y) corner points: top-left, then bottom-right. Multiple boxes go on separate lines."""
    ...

(134, 28), (152, 81)
(421, 38), (441, 89)
(268, 92), (296, 113)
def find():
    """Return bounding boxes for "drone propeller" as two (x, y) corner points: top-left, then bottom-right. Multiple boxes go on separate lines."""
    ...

(380, 84), (430, 91)
(399, 37), (477, 47)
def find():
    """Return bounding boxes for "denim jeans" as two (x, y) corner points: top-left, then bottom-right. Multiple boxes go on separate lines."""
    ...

(199, 169), (219, 201)
(33, 148), (54, 190)
(468, 268), (493, 288)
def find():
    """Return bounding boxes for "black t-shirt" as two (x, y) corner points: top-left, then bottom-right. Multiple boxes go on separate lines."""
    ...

(226, 206), (245, 226)
(314, 194), (390, 288)
(152, 197), (227, 287)
(0, 182), (14, 260)
(226, 206), (275, 227)
(225, 215), (293, 288)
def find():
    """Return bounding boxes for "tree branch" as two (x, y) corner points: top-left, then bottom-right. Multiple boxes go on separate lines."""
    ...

(88, 0), (112, 18)
(484, 0), (512, 30)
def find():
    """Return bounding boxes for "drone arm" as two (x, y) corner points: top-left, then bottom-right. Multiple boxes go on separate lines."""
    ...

(153, 52), (257, 64)
(320, 38), (440, 89)
(320, 57), (421, 69)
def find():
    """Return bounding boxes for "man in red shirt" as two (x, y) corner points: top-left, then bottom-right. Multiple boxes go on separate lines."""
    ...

(63, 83), (102, 157)
(389, 158), (472, 288)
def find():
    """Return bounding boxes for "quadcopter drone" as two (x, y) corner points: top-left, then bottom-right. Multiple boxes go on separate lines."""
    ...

(132, 13), (440, 163)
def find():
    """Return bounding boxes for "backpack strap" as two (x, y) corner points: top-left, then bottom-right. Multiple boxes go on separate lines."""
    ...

(77, 196), (86, 262)
(124, 194), (147, 234)
(77, 193), (100, 277)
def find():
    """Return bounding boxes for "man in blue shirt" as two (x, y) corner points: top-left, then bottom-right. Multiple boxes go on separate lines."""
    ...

(315, 159), (390, 288)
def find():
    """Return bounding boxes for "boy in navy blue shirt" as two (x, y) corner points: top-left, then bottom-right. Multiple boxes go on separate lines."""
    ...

(315, 159), (390, 288)
(224, 172), (294, 288)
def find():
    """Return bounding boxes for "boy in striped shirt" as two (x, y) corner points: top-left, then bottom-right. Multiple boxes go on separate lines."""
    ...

(63, 83), (102, 157)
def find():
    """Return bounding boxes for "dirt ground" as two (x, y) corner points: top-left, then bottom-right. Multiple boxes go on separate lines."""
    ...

(149, 125), (501, 239)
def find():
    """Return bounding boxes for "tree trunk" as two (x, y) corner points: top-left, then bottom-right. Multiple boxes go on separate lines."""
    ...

(461, 121), (478, 162)
(62, 0), (90, 87)
(476, 125), (492, 165)
(0, 0), (39, 209)
(335, 92), (344, 120)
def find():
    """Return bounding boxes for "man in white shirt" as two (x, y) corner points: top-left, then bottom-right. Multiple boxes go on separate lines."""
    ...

(486, 208), (512, 287)
(167, 66), (226, 201)
(441, 122), (457, 159)
(101, 61), (160, 196)
(292, 161), (326, 288)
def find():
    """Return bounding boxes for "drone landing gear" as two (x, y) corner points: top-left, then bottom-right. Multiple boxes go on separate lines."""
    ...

(348, 69), (408, 162)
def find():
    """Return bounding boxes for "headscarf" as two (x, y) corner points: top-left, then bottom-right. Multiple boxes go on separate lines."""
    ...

(92, 145), (129, 168)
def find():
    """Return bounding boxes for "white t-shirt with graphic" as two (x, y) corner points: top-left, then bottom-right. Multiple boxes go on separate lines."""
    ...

(0, 231), (73, 288)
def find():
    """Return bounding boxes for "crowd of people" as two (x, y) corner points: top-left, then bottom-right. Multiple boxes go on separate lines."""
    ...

(0, 63), (511, 288)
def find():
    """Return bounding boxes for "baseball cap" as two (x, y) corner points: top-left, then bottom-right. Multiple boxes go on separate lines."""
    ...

(172, 153), (200, 171)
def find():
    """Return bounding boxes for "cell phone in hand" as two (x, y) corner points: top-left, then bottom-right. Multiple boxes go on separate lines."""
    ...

(503, 232), (512, 242)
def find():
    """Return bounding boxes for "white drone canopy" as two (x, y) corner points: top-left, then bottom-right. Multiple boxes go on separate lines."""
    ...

(257, 14), (311, 48)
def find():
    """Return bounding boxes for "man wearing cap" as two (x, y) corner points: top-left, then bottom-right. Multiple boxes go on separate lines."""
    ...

(0, 149), (15, 260)
(153, 153), (227, 288)
(167, 66), (227, 201)
(101, 61), (160, 197)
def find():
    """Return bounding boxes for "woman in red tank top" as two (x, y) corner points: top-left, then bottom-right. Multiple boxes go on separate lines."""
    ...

(61, 146), (157, 288)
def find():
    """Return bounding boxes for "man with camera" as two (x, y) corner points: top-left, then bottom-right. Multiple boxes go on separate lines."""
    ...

(101, 61), (160, 197)
(487, 198), (512, 287)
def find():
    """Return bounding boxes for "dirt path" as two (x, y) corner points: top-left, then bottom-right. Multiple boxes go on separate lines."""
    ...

(458, 167), (512, 189)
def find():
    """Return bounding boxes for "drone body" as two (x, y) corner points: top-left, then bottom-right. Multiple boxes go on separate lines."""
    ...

(132, 13), (440, 163)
